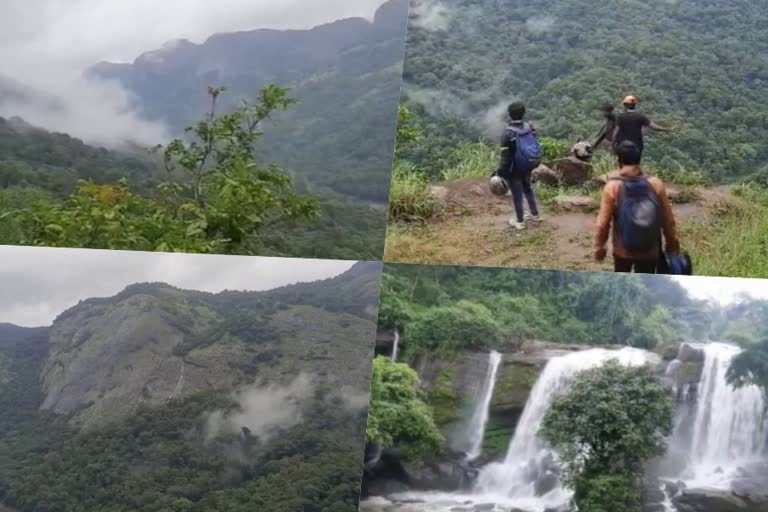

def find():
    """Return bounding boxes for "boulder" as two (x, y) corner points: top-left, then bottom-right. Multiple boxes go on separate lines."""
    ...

(533, 165), (560, 186)
(551, 157), (592, 186)
(553, 195), (598, 213)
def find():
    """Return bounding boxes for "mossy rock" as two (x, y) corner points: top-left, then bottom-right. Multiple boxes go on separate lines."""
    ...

(428, 367), (463, 425)
(482, 426), (512, 459)
(490, 362), (539, 415)
(656, 342), (681, 362)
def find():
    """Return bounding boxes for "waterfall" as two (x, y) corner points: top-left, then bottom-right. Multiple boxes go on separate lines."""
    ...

(475, 347), (658, 505)
(392, 328), (399, 362)
(669, 343), (768, 486)
(464, 351), (502, 461)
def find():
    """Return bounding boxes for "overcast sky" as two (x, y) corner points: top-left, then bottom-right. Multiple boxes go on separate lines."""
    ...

(0, 0), (390, 146)
(671, 275), (768, 304)
(1, 0), (387, 76)
(0, 245), (355, 327)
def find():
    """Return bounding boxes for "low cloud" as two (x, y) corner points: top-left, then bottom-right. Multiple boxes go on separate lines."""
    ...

(204, 374), (314, 442)
(410, 0), (451, 31)
(525, 16), (556, 35)
(0, 76), (171, 148)
(0, 0), (387, 148)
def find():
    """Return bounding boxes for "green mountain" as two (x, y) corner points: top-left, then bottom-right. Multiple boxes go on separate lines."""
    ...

(402, 0), (768, 182)
(87, 0), (408, 204)
(0, 262), (382, 512)
(0, 0), (408, 259)
(0, 116), (158, 195)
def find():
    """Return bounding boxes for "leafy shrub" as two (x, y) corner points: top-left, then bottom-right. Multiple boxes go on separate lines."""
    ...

(366, 356), (443, 461)
(388, 161), (436, 223)
(407, 300), (502, 353)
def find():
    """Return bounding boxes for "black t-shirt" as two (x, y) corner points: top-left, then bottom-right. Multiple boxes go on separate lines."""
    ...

(615, 111), (651, 149)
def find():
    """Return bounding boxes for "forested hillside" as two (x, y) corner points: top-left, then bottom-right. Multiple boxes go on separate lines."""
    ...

(0, 263), (382, 512)
(0, 0), (408, 259)
(88, 0), (408, 204)
(0, 117), (158, 195)
(378, 264), (765, 356)
(402, 0), (768, 182)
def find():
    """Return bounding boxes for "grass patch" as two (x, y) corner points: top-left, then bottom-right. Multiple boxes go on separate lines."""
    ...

(440, 142), (498, 181)
(388, 161), (436, 224)
(681, 183), (768, 278)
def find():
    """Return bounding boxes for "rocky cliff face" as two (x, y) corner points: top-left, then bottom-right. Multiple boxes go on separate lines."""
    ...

(38, 262), (381, 429)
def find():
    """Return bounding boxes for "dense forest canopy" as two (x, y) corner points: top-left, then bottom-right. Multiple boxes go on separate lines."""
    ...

(379, 264), (768, 355)
(401, 0), (768, 183)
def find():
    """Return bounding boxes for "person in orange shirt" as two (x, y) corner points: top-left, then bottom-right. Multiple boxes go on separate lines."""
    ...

(593, 141), (680, 273)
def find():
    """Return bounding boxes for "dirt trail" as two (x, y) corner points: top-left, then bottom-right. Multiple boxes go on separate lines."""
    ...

(385, 177), (733, 271)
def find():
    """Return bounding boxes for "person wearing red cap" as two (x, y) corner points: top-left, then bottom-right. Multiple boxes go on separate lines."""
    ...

(612, 95), (673, 160)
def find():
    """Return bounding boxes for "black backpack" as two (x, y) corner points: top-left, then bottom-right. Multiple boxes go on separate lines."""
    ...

(611, 176), (662, 253)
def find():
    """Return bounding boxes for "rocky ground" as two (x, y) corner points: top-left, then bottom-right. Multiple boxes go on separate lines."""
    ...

(385, 159), (735, 270)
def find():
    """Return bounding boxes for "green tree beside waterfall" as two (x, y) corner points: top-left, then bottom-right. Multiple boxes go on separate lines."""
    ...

(540, 362), (674, 512)
(366, 357), (443, 462)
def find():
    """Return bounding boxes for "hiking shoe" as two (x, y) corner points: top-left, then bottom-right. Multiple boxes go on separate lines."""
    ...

(525, 213), (541, 222)
(509, 218), (526, 230)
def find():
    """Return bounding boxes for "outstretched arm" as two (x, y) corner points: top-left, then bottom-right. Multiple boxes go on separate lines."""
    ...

(648, 120), (673, 132)
(593, 123), (608, 148)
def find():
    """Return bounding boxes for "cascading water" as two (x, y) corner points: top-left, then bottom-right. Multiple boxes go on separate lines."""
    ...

(665, 343), (768, 487)
(475, 347), (659, 509)
(464, 351), (502, 461)
(362, 347), (660, 512)
(392, 328), (400, 362)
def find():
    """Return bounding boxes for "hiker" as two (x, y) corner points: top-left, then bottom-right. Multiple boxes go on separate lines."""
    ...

(592, 102), (617, 149)
(612, 95), (673, 159)
(593, 140), (681, 273)
(493, 102), (542, 230)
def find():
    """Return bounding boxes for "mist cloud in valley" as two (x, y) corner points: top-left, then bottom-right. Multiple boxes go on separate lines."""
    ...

(525, 15), (557, 35)
(410, 0), (452, 31)
(0, 0), (387, 148)
(203, 374), (315, 442)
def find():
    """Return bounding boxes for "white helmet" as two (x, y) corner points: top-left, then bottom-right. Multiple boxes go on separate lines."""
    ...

(571, 141), (593, 161)
(489, 175), (509, 196)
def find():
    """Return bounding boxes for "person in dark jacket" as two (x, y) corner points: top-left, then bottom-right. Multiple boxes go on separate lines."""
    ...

(496, 102), (541, 230)
(612, 95), (673, 160)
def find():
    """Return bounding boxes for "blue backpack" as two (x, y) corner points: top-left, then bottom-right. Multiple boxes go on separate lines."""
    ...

(612, 176), (662, 253)
(507, 123), (542, 173)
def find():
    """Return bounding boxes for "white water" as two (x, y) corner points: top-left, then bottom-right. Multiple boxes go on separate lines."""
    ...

(392, 328), (400, 362)
(464, 351), (503, 461)
(666, 343), (768, 488)
(475, 347), (658, 507)
(365, 347), (658, 512)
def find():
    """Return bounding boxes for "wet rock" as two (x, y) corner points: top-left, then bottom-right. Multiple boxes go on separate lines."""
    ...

(553, 195), (598, 213)
(543, 506), (570, 512)
(678, 344), (705, 363)
(535, 470), (560, 496)
(673, 487), (768, 512)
